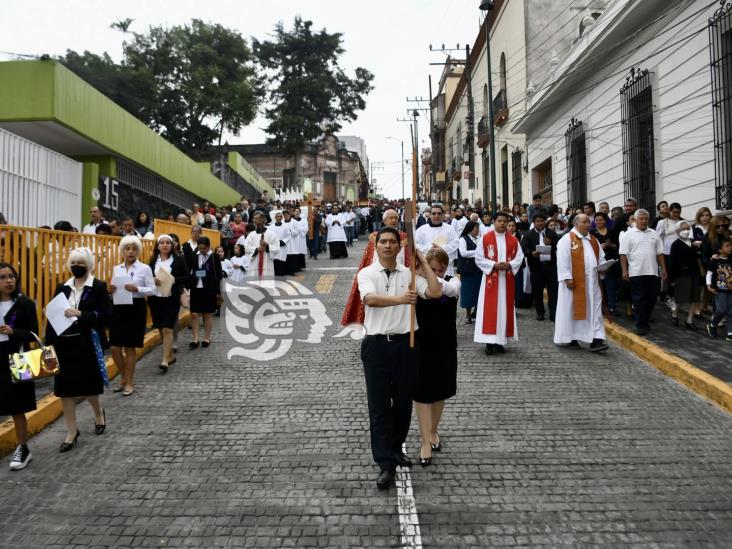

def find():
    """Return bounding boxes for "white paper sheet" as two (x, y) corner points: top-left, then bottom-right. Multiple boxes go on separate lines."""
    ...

(45, 292), (76, 336)
(112, 276), (134, 305)
(536, 245), (551, 263)
(595, 259), (618, 273)
(0, 333), (7, 343)
(156, 268), (175, 298)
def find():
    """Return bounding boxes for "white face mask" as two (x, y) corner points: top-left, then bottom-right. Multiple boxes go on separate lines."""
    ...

(679, 229), (691, 239)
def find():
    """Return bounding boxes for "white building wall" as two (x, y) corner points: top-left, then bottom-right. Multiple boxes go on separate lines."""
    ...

(0, 127), (82, 228)
(445, 90), (469, 201)
(523, 0), (717, 215)
(471, 0), (529, 209)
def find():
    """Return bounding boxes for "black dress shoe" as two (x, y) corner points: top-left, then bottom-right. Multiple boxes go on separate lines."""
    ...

(430, 441), (442, 452)
(589, 339), (609, 352)
(536, 314), (545, 321)
(567, 340), (580, 348)
(59, 430), (80, 453)
(201, 340), (211, 348)
(95, 410), (106, 435)
(495, 344), (505, 354)
(396, 452), (412, 467)
(484, 344), (495, 355)
(376, 468), (396, 489)
(159, 364), (169, 373)
(189, 341), (200, 349)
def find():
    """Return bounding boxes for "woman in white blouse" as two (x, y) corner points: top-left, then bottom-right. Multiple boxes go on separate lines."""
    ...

(457, 221), (483, 324)
(108, 236), (155, 396)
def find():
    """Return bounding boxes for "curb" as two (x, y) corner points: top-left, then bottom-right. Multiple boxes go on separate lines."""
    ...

(605, 320), (732, 413)
(0, 311), (191, 456)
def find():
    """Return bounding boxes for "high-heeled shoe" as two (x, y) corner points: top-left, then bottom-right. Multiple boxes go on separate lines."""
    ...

(59, 430), (80, 453)
(430, 441), (442, 452)
(419, 453), (432, 467)
(95, 410), (106, 435)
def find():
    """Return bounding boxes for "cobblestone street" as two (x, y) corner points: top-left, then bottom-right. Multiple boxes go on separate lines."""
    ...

(2, 239), (732, 548)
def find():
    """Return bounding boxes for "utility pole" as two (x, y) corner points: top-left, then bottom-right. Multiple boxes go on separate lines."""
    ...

(480, 1), (498, 214)
(465, 44), (476, 199)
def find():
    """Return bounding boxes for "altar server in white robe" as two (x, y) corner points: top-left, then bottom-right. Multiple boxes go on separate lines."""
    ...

(414, 204), (460, 275)
(326, 206), (348, 259)
(269, 211), (293, 276)
(293, 207), (309, 269)
(473, 212), (524, 354)
(554, 214), (609, 351)
(243, 212), (280, 280)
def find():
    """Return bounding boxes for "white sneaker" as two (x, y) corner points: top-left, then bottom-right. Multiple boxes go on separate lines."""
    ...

(9, 444), (32, 471)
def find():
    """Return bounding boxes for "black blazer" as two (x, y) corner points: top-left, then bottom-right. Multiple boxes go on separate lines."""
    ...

(45, 278), (113, 349)
(188, 252), (223, 294)
(183, 241), (199, 272)
(521, 228), (559, 271)
(2, 294), (39, 359)
(149, 254), (189, 298)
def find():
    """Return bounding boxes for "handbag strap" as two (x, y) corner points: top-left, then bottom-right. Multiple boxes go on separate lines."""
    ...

(28, 331), (45, 349)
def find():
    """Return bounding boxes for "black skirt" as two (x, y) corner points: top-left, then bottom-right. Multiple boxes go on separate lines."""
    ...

(414, 293), (458, 404)
(110, 298), (147, 348)
(190, 287), (218, 314)
(148, 296), (180, 329)
(53, 330), (103, 397)
(0, 341), (36, 416)
(286, 254), (301, 273)
(274, 259), (292, 277)
(329, 242), (348, 259)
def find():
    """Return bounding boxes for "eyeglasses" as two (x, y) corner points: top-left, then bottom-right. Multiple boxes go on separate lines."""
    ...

(0, 274), (17, 281)
(716, 224), (730, 229)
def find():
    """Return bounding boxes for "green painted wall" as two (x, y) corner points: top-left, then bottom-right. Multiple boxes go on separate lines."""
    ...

(227, 151), (275, 196)
(0, 60), (241, 208)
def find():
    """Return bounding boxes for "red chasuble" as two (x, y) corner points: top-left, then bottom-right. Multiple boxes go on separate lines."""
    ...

(481, 230), (520, 337)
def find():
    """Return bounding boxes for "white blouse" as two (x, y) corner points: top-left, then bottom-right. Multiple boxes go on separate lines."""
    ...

(112, 260), (155, 299)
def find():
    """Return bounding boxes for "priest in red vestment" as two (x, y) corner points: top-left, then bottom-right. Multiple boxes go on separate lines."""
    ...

(473, 211), (525, 354)
(341, 210), (409, 326)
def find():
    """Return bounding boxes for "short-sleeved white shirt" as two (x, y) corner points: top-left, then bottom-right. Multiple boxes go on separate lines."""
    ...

(618, 227), (663, 277)
(357, 261), (428, 335)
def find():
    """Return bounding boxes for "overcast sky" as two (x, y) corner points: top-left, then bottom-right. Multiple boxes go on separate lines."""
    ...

(1, 0), (483, 199)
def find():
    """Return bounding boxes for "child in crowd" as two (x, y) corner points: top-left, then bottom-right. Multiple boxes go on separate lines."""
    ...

(706, 237), (732, 341)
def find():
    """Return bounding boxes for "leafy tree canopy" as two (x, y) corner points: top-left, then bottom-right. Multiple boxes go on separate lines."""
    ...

(254, 16), (374, 155)
(59, 19), (262, 156)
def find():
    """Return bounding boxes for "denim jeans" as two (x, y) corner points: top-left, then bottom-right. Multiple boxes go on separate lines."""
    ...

(603, 274), (619, 312)
(712, 292), (732, 335)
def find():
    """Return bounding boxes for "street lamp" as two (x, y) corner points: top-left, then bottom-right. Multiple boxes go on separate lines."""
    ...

(385, 136), (405, 201)
(479, 0), (497, 215)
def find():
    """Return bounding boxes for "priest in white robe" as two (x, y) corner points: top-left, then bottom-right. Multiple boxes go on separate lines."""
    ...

(282, 210), (302, 274)
(554, 214), (609, 351)
(293, 207), (309, 269)
(473, 212), (525, 354)
(414, 204), (460, 275)
(269, 211), (293, 276)
(243, 211), (280, 281)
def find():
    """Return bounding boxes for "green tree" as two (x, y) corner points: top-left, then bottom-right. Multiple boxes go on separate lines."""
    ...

(59, 19), (262, 156)
(254, 17), (374, 155)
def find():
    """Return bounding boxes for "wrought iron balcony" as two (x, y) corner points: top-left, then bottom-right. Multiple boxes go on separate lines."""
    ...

(494, 89), (508, 126)
(477, 115), (490, 148)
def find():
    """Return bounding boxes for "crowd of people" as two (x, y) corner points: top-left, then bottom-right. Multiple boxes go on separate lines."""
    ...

(342, 195), (731, 489)
(1, 192), (730, 483)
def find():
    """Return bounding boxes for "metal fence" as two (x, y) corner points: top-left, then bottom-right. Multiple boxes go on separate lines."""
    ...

(709, 3), (732, 211)
(0, 225), (155, 330)
(565, 118), (588, 209)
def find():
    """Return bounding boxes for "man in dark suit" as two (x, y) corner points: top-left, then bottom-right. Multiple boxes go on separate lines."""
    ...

(521, 211), (559, 321)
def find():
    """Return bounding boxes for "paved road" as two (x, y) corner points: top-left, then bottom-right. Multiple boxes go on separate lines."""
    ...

(2, 238), (732, 548)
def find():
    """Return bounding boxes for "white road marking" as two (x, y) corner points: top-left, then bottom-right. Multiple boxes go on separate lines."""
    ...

(396, 443), (423, 548)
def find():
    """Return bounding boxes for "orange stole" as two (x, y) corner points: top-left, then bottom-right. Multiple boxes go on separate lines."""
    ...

(481, 230), (519, 336)
(569, 232), (600, 321)
(340, 230), (409, 326)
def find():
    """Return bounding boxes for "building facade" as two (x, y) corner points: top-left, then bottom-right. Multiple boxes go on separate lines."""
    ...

(222, 135), (365, 203)
(515, 0), (730, 214)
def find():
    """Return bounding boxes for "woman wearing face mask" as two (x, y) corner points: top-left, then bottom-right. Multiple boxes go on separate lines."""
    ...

(669, 221), (704, 328)
(46, 248), (113, 452)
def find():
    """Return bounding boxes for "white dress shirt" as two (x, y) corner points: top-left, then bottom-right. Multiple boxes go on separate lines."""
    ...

(357, 260), (428, 336)
(112, 260), (155, 299)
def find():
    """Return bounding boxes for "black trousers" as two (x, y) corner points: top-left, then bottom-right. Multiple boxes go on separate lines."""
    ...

(630, 275), (660, 330)
(361, 334), (419, 472)
(529, 264), (558, 320)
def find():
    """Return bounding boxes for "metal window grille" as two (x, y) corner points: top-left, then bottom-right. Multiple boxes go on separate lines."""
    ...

(709, 2), (732, 211)
(116, 158), (201, 210)
(565, 118), (588, 208)
(512, 149), (523, 206)
(620, 67), (656, 211)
